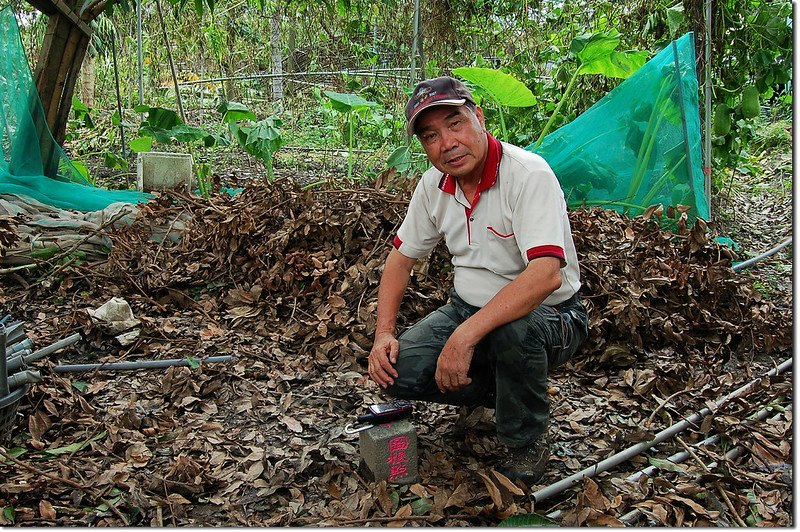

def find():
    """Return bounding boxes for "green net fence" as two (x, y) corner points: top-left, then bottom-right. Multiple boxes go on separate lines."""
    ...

(2, 5), (707, 219)
(528, 33), (709, 221)
(0, 5), (150, 212)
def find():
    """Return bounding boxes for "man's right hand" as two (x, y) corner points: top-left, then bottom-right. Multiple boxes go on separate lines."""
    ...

(368, 332), (400, 389)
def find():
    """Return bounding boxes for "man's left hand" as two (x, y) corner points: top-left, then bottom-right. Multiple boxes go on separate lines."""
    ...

(435, 328), (475, 392)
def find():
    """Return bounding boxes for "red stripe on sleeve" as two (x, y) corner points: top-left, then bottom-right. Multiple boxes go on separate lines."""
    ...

(526, 245), (565, 261)
(392, 235), (403, 249)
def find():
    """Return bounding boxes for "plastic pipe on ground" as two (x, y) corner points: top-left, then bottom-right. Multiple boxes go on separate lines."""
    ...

(626, 403), (790, 482)
(530, 357), (792, 504)
(733, 236), (792, 272)
(619, 406), (790, 525)
(7, 333), (82, 373)
(7, 338), (33, 356)
(0, 326), (8, 396)
(53, 355), (233, 373)
(3, 321), (25, 346)
(8, 369), (40, 389)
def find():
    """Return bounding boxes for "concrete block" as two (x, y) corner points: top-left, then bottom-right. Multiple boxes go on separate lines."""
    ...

(358, 419), (420, 485)
(137, 152), (194, 192)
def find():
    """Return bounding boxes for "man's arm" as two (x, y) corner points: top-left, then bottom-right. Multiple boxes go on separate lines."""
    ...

(435, 256), (562, 392)
(368, 248), (418, 389)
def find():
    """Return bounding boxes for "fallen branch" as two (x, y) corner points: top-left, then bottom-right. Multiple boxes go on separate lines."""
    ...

(0, 447), (129, 525)
(677, 436), (747, 527)
(0, 263), (37, 275)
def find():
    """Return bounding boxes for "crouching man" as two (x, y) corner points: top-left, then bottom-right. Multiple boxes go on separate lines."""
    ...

(368, 76), (589, 484)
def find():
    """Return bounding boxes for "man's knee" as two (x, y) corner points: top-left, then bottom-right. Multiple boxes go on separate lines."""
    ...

(384, 338), (440, 399)
(487, 317), (547, 364)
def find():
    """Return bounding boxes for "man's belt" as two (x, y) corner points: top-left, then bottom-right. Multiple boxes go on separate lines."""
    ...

(553, 291), (581, 311)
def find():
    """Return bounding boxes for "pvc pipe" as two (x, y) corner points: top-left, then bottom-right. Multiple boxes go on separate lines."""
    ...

(619, 406), (790, 525)
(7, 333), (82, 373)
(0, 325), (8, 396)
(7, 338), (33, 356)
(626, 403), (790, 482)
(8, 370), (40, 389)
(733, 236), (792, 272)
(530, 357), (792, 503)
(3, 321), (25, 346)
(53, 355), (232, 373)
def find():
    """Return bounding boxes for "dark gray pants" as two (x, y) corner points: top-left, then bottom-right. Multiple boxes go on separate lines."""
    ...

(386, 289), (588, 448)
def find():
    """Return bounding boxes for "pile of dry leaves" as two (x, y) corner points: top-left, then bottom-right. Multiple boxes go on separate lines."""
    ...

(0, 178), (791, 526)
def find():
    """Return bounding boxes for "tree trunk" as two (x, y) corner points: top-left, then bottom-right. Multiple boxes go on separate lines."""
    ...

(31, 0), (103, 150)
(286, 9), (296, 94)
(80, 48), (96, 108)
(270, 3), (283, 109)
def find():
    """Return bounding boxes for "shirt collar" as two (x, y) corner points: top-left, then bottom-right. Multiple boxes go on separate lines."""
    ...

(438, 132), (502, 195)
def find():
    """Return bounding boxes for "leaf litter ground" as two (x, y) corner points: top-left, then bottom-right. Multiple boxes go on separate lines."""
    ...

(0, 166), (792, 526)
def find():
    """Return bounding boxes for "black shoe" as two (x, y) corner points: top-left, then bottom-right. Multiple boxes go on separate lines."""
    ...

(496, 438), (549, 485)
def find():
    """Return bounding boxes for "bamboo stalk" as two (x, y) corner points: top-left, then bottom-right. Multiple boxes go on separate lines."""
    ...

(110, 26), (127, 164)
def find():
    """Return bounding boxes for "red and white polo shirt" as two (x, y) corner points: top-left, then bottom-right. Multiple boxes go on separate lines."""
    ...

(393, 133), (581, 308)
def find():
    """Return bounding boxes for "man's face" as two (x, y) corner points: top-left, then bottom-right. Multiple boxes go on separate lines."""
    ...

(414, 105), (488, 181)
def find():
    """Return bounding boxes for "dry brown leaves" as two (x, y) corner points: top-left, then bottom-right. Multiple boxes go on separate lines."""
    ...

(102, 181), (790, 368)
(0, 178), (792, 526)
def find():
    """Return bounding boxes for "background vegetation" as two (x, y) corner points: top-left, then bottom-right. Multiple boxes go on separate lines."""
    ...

(11, 0), (793, 194)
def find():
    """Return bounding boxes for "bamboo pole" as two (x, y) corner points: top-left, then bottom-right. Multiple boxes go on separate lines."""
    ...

(110, 25), (127, 163)
(136, 0), (144, 108)
(53, 30), (90, 143)
(410, 0), (419, 86)
(703, 0), (712, 219)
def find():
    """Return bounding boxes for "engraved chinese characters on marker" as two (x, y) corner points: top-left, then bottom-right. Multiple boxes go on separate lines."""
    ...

(387, 435), (410, 481)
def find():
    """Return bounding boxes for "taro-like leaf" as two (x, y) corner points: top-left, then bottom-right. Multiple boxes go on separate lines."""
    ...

(323, 91), (377, 113)
(571, 31), (647, 79)
(218, 100), (258, 123)
(452, 67), (537, 107)
(386, 146), (413, 174)
(129, 136), (153, 153)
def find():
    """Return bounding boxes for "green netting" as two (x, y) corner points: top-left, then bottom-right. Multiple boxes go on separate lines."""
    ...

(0, 5), (150, 212)
(528, 33), (709, 221)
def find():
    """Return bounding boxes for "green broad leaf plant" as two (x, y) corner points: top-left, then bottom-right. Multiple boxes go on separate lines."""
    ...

(533, 30), (648, 149)
(130, 104), (219, 153)
(323, 91), (378, 182)
(451, 66), (537, 142)
(220, 100), (283, 183)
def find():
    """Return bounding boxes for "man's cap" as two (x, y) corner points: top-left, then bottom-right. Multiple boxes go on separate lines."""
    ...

(405, 76), (475, 135)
